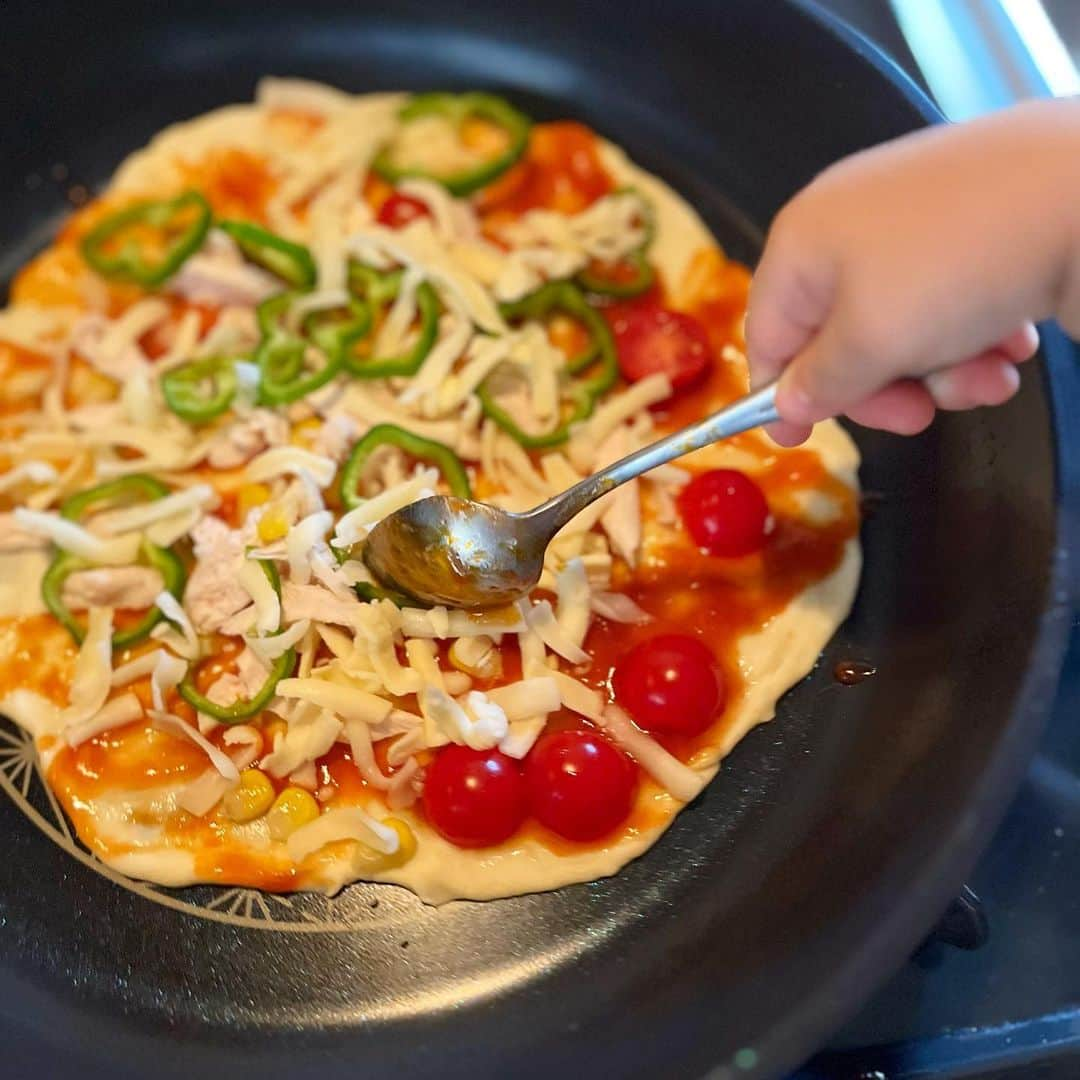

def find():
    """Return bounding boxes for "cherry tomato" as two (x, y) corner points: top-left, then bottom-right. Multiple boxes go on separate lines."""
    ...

(677, 468), (771, 557)
(423, 746), (527, 848)
(526, 730), (637, 842)
(377, 192), (432, 229)
(609, 304), (712, 392)
(612, 634), (724, 735)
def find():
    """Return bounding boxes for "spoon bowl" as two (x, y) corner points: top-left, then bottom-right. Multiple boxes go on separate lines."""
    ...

(363, 495), (547, 608)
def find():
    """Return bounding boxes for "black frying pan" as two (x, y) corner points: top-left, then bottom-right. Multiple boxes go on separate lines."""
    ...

(0, 2), (1072, 1077)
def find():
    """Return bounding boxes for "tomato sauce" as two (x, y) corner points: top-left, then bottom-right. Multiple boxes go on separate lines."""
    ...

(479, 121), (614, 221)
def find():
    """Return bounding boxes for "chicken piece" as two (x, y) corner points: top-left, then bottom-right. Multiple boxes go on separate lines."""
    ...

(206, 646), (270, 707)
(205, 409), (290, 470)
(310, 414), (357, 463)
(168, 231), (280, 308)
(282, 581), (365, 628)
(185, 516), (251, 633)
(61, 565), (165, 611)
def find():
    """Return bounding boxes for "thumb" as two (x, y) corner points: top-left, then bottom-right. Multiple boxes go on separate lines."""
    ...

(745, 212), (838, 444)
(774, 309), (897, 426)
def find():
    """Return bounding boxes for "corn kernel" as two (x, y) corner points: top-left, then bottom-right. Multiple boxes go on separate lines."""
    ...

(350, 816), (417, 872)
(290, 417), (323, 449)
(236, 482), (271, 523)
(223, 769), (275, 824)
(267, 786), (320, 841)
(257, 503), (290, 543)
(449, 634), (502, 679)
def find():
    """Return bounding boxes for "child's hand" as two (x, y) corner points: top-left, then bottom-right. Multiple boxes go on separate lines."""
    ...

(746, 100), (1080, 445)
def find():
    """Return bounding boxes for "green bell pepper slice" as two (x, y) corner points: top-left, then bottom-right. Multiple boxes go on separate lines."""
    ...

(177, 647), (296, 724)
(339, 423), (471, 510)
(576, 188), (657, 298)
(176, 556), (293, 722)
(254, 292), (370, 405)
(161, 355), (238, 423)
(478, 281), (618, 448)
(60, 474), (170, 521)
(577, 249), (655, 299)
(343, 265), (440, 379)
(42, 541), (186, 650)
(81, 191), (211, 288)
(373, 92), (531, 197)
(217, 220), (317, 290)
(43, 475), (187, 649)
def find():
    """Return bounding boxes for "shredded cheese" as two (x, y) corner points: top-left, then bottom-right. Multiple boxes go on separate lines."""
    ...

(60, 607), (115, 726)
(13, 509), (141, 566)
(149, 710), (240, 780)
(64, 692), (143, 748)
(332, 467), (438, 547)
(261, 709), (342, 778)
(275, 677), (394, 726)
(246, 446), (337, 489)
(286, 805), (400, 863)
(154, 591), (200, 659)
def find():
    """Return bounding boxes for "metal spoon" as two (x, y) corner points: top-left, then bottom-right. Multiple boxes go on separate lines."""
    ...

(363, 381), (780, 609)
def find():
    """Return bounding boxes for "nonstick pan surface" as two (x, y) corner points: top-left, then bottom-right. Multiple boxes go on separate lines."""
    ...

(0, 2), (1071, 1077)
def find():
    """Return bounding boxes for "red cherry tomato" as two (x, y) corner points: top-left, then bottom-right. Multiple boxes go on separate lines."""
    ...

(423, 746), (527, 848)
(377, 192), (432, 229)
(609, 304), (712, 392)
(526, 730), (638, 842)
(612, 634), (724, 735)
(677, 468), (770, 557)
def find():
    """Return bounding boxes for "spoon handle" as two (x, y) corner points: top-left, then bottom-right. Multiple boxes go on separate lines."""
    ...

(531, 381), (781, 534)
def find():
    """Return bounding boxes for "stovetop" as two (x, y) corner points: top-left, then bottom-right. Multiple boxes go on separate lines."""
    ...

(795, 4), (1080, 1077)
(801, 618), (1080, 1078)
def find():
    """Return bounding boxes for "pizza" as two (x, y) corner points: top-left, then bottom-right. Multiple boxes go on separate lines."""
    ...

(0, 80), (860, 904)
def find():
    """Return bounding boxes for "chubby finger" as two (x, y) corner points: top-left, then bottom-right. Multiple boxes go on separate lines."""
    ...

(924, 353), (1021, 410)
(995, 321), (1040, 363)
(764, 418), (814, 448)
(844, 380), (937, 434)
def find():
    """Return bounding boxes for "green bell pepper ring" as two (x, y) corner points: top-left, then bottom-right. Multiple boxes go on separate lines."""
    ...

(576, 188), (657, 299)
(60, 474), (170, 521)
(577, 249), (655, 299)
(348, 263), (404, 308)
(80, 191), (212, 288)
(479, 281), (618, 448)
(339, 423), (471, 510)
(176, 555), (293, 722)
(177, 647), (296, 724)
(42, 540), (186, 650)
(217, 220), (317, 290)
(343, 267), (440, 379)
(372, 92), (531, 197)
(497, 280), (605, 373)
(475, 383), (596, 451)
(254, 292), (369, 405)
(48, 475), (188, 648)
(161, 355), (238, 423)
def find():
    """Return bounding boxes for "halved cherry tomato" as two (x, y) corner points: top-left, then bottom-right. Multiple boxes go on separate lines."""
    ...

(608, 304), (712, 392)
(377, 192), (432, 230)
(526, 730), (637, 842)
(612, 634), (724, 736)
(423, 746), (527, 848)
(677, 468), (771, 557)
